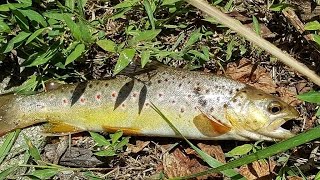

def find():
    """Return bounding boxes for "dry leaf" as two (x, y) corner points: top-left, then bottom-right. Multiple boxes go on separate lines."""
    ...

(126, 140), (150, 153)
(287, 176), (303, 180)
(220, 58), (276, 94)
(197, 143), (226, 163)
(239, 159), (276, 180)
(163, 148), (216, 179)
(220, 58), (301, 105)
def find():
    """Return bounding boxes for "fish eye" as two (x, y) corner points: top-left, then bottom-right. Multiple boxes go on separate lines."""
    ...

(268, 101), (282, 114)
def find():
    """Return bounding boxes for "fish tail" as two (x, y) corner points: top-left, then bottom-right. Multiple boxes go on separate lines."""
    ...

(0, 93), (19, 136)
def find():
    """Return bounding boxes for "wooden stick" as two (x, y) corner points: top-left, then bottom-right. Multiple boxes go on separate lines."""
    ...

(187, 0), (320, 86)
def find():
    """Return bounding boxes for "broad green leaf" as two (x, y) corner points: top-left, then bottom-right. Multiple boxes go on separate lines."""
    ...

(161, 0), (181, 6)
(315, 171), (320, 180)
(83, 171), (104, 180)
(15, 75), (38, 93)
(78, 19), (93, 43)
(141, 51), (150, 68)
(96, 39), (117, 52)
(304, 21), (320, 30)
(150, 104), (243, 179)
(94, 149), (116, 157)
(26, 28), (47, 44)
(297, 91), (320, 103)
(65, 43), (85, 65)
(312, 34), (320, 46)
(0, 130), (21, 165)
(269, 3), (290, 11)
(316, 109), (320, 117)
(89, 132), (111, 146)
(115, 137), (130, 150)
(130, 29), (161, 45)
(29, 169), (59, 179)
(24, 49), (57, 67)
(65, 0), (75, 12)
(0, 166), (18, 179)
(19, 9), (47, 27)
(184, 29), (202, 48)
(0, 3), (30, 11)
(13, 10), (29, 31)
(24, 134), (41, 160)
(252, 15), (261, 36)
(188, 50), (209, 61)
(143, 0), (155, 30)
(110, 131), (123, 145)
(0, 21), (10, 33)
(113, 48), (136, 75)
(3, 31), (31, 53)
(226, 39), (235, 61)
(226, 144), (253, 156)
(43, 12), (72, 21)
(63, 14), (81, 41)
(114, 0), (140, 9)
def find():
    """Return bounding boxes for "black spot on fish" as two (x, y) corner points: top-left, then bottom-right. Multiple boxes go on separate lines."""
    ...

(164, 78), (168, 82)
(210, 107), (214, 112)
(88, 84), (93, 88)
(258, 93), (263, 96)
(157, 80), (162, 83)
(223, 104), (228, 108)
(180, 108), (185, 113)
(229, 90), (233, 95)
(178, 83), (182, 87)
(105, 83), (109, 87)
(182, 75), (187, 79)
(236, 88), (240, 92)
(158, 93), (163, 98)
(232, 99), (237, 102)
(95, 81), (100, 85)
(198, 97), (207, 107)
(196, 82), (200, 86)
(193, 87), (201, 95)
(205, 89), (210, 93)
(242, 90), (247, 93)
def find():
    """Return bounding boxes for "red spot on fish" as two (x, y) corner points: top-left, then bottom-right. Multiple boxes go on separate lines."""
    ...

(111, 92), (117, 98)
(63, 99), (68, 104)
(96, 94), (101, 100)
(80, 98), (85, 103)
(132, 92), (137, 98)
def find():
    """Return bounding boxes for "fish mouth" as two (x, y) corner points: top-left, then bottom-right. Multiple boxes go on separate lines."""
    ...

(258, 116), (298, 140)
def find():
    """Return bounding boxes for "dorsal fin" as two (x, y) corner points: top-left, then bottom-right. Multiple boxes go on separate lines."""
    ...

(117, 61), (164, 77)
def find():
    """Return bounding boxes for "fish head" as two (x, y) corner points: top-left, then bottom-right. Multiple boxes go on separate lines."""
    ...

(225, 86), (299, 141)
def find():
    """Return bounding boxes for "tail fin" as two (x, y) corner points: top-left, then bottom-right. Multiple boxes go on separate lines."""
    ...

(0, 93), (18, 136)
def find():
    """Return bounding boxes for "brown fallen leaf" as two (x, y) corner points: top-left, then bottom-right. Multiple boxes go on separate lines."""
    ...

(239, 159), (276, 180)
(219, 58), (277, 94)
(219, 58), (301, 106)
(163, 148), (219, 179)
(287, 176), (303, 180)
(126, 140), (150, 154)
(197, 143), (226, 163)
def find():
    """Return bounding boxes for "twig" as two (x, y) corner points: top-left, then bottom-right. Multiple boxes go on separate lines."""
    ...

(187, 0), (320, 86)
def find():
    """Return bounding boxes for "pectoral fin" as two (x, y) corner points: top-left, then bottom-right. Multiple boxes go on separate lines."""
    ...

(42, 121), (83, 136)
(193, 113), (231, 137)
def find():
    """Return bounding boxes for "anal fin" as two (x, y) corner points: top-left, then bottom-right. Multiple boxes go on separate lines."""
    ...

(42, 121), (83, 136)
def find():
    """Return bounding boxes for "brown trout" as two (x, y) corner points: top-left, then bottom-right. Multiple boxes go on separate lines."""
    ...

(0, 66), (299, 141)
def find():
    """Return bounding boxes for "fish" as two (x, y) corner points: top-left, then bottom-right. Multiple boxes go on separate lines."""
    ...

(0, 65), (299, 141)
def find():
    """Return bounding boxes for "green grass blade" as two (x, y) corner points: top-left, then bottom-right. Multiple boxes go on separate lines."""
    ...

(176, 126), (320, 179)
(150, 103), (244, 179)
(0, 129), (21, 165)
(0, 166), (18, 180)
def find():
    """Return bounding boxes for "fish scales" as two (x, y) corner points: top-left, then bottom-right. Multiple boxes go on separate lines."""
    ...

(0, 66), (299, 141)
